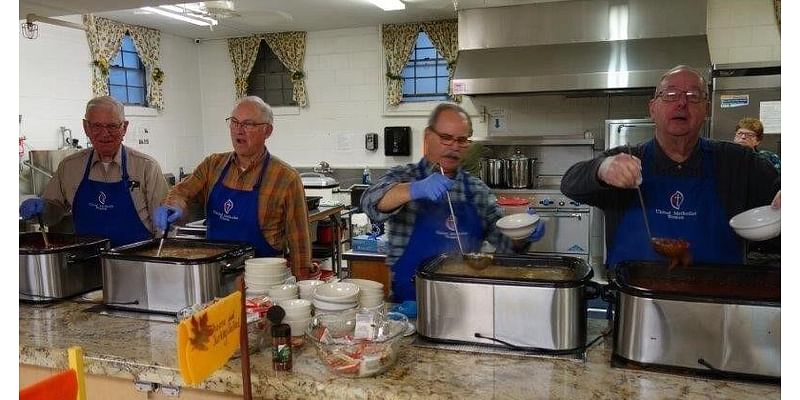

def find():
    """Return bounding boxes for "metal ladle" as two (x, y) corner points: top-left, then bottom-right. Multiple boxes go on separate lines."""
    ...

(37, 214), (50, 248)
(438, 165), (493, 270)
(156, 221), (170, 257)
(627, 147), (690, 268)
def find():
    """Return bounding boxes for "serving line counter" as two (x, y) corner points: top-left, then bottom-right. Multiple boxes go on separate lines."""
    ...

(19, 301), (778, 399)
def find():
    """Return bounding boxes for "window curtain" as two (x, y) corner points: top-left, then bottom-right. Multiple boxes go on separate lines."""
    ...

(774, 0), (781, 34)
(381, 23), (420, 107)
(261, 32), (308, 107)
(82, 14), (166, 110)
(226, 36), (261, 99)
(126, 26), (164, 110)
(82, 15), (125, 100)
(421, 19), (460, 103)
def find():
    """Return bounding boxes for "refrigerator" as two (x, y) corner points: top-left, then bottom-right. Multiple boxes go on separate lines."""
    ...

(710, 62), (781, 155)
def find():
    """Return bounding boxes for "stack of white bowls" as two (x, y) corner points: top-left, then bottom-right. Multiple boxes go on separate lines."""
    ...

(268, 284), (298, 301)
(296, 279), (325, 300)
(279, 299), (312, 336)
(245, 258), (290, 296)
(312, 282), (360, 314)
(343, 279), (385, 308)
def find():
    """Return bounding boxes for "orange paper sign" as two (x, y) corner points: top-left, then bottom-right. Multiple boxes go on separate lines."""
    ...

(177, 291), (242, 385)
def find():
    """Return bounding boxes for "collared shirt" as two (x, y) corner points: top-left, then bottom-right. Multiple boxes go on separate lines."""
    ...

(164, 150), (312, 276)
(561, 139), (780, 256)
(42, 145), (169, 233)
(360, 158), (513, 267)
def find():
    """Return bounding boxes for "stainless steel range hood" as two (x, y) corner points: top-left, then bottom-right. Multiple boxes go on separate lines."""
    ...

(453, 0), (711, 96)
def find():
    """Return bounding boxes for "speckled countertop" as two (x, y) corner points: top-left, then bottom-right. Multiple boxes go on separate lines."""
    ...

(20, 301), (779, 399)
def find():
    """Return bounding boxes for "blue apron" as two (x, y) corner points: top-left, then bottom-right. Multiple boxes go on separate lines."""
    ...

(607, 139), (743, 267)
(390, 163), (484, 302)
(206, 153), (280, 257)
(73, 148), (152, 247)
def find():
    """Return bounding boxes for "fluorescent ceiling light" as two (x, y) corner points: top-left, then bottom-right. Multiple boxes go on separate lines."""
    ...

(367, 0), (405, 11)
(140, 6), (218, 27)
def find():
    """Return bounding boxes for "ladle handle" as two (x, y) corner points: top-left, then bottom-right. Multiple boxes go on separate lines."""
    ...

(37, 214), (50, 248)
(626, 145), (652, 240)
(439, 165), (464, 255)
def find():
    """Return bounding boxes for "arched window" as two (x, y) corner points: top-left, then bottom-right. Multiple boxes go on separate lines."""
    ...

(247, 41), (297, 106)
(402, 32), (448, 103)
(108, 33), (147, 106)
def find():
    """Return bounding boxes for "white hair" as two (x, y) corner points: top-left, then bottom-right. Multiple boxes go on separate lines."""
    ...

(234, 96), (274, 124)
(85, 96), (125, 120)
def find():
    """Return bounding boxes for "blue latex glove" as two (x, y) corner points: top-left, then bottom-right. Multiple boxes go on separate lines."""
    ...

(409, 173), (454, 201)
(19, 198), (45, 220)
(527, 209), (546, 242)
(154, 205), (183, 231)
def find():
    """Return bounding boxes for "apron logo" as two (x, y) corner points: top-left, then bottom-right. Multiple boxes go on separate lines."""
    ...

(98, 191), (107, 205)
(224, 199), (234, 214)
(670, 191), (684, 210)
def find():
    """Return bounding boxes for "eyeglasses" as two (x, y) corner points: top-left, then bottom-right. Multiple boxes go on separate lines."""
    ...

(429, 127), (472, 147)
(735, 130), (759, 139)
(86, 122), (125, 132)
(655, 90), (708, 104)
(226, 117), (269, 133)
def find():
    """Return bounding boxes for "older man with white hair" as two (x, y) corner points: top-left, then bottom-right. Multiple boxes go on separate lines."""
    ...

(19, 95), (169, 247)
(155, 96), (313, 278)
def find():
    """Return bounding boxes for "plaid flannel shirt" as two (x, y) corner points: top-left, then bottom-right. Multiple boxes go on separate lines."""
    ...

(360, 158), (513, 267)
(164, 150), (312, 277)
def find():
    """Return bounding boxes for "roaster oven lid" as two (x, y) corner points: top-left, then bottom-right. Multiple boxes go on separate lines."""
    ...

(417, 253), (592, 288)
(613, 261), (780, 305)
(102, 238), (254, 264)
(19, 232), (109, 254)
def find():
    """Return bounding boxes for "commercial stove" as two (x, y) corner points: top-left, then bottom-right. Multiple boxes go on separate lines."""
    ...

(492, 186), (592, 264)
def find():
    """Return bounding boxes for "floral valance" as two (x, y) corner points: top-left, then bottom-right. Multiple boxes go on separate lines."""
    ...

(82, 14), (165, 110)
(226, 31), (308, 107)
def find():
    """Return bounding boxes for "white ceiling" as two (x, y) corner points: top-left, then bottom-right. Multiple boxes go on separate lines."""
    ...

(19, 0), (558, 39)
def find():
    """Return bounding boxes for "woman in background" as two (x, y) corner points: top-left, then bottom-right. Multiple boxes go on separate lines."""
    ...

(733, 117), (780, 174)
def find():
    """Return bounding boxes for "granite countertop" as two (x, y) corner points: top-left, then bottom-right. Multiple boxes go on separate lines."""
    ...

(20, 301), (779, 400)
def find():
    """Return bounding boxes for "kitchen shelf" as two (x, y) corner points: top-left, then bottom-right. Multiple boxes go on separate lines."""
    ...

(472, 136), (595, 146)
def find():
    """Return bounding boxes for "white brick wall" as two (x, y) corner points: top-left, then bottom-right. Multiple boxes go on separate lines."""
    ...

(19, 16), (205, 179)
(196, 26), (484, 169)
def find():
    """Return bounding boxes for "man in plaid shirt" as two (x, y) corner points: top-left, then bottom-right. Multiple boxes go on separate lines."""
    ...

(154, 97), (313, 279)
(361, 103), (545, 302)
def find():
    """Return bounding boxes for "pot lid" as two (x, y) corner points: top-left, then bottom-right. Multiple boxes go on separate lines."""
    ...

(507, 149), (530, 161)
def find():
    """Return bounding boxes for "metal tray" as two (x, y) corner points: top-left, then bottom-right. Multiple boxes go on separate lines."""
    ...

(612, 261), (780, 305)
(20, 233), (110, 302)
(103, 238), (252, 264)
(418, 253), (593, 288)
(20, 232), (109, 254)
(101, 239), (254, 314)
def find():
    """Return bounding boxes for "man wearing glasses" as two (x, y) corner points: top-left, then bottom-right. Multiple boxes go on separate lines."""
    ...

(561, 65), (780, 268)
(19, 96), (169, 247)
(361, 103), (545, 303)
(154, 96), (313, 279)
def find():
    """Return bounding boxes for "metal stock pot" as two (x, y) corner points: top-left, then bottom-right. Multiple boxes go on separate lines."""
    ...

(483, 158), (506, 187)
(505, 149), (532, 189)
